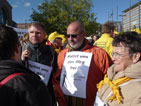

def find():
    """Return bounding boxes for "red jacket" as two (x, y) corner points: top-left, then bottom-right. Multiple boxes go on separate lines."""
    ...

(53, 44), (113, 106)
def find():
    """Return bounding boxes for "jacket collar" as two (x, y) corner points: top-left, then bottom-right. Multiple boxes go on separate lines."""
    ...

(29, 40), (46, 49)
(0, 60), (31, 75)
(101, 33), (112, 38)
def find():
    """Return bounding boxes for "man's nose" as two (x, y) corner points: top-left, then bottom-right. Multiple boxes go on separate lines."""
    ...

(33, 32), (38, 36)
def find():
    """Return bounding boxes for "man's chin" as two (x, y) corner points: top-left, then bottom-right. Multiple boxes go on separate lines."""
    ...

(70, 44), (78, 49)
(31, 41), (39, 44)
(69, 42), (82, 49)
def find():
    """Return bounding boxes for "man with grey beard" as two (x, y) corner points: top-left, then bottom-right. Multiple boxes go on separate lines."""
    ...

(53, 21), (113, 106)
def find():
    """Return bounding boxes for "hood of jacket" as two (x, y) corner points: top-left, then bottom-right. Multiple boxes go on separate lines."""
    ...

(0, 60), (34, 80)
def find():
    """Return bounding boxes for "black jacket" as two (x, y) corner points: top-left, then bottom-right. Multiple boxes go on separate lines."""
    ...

(0, 60), (52, 106)
(22, 40), (57, 105)
(22, 40), (57, 73)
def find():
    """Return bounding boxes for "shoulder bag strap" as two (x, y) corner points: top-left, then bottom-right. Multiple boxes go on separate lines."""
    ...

(0, 73), (24, 87)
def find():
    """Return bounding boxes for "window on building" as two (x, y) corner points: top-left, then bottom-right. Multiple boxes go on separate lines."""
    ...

(0, 9), (5, 24)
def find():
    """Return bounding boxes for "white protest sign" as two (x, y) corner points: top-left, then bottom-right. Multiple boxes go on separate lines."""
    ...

(27, 60), (52, 86)
(60, 51), (92, 98)
(94, 94), (107, 106)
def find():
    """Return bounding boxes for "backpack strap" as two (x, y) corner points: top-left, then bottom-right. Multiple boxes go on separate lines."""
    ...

(0, 73), (24, 87)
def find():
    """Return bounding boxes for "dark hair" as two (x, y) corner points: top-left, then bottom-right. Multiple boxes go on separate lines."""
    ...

(28, 22), (46, 33)
(102, 21), (115, 34)
(112, 31), (141, 55)
(0, 24), (19, 59)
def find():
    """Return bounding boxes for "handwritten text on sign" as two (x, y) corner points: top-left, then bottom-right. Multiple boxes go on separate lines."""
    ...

(28, 60), (52, 86)
(60, 51), (92, 98)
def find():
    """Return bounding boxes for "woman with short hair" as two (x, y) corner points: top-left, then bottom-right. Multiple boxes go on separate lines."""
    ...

(94, 32), (141, 106)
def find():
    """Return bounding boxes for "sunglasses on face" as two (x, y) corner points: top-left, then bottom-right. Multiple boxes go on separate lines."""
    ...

(66, 34), (78, 38)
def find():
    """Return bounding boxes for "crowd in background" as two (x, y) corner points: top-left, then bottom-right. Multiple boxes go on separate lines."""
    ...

(0, 20), (141, 106)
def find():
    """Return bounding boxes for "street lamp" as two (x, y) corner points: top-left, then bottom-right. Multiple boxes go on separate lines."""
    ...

(120, 14), (126, 32)
(129, 0), (131, 31)
(138, 1), (140, 29)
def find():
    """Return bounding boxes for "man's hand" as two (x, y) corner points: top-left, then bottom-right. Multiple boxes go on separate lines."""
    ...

(21, 50), (30, 61)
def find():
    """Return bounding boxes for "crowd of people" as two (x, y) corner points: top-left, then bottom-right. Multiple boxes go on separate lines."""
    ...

(0, 20), (140, 106)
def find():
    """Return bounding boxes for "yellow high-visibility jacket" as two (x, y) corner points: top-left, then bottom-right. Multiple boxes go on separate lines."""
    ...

(94, 33), (113, 58)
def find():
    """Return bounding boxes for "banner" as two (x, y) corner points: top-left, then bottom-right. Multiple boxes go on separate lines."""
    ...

(6, 25), (28, 37)
(13, 27), (28, 37)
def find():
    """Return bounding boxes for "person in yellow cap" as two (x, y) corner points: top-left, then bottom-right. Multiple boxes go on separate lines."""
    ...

(47, 31), (67, 54)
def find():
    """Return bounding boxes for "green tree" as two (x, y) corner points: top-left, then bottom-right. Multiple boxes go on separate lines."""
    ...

(30, 0), (99, 35)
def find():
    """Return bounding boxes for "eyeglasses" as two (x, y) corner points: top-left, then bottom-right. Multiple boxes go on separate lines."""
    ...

(112, 52), (128, 58)
(17, 41), (21, 47)
(66, 34), (78, 38)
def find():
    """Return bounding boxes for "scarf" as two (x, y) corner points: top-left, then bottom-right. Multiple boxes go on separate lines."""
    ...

(97, 74), (132, 104)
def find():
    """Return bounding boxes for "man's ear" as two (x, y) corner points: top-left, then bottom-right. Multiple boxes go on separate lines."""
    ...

(132, 52), (141, 64)
(110, 30), (114, 38)
(43, 32), (47, 39)
(12, 45), (21, 61)
(15, 45), (19, 53)
(83, 32), (86, 37)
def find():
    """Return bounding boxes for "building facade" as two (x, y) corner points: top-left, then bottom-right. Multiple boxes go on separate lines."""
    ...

(16, 23), (31, 29)
(0, 0), (15, 26)
(122, 1), (141, 31)
(113, 21), (122, 32)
